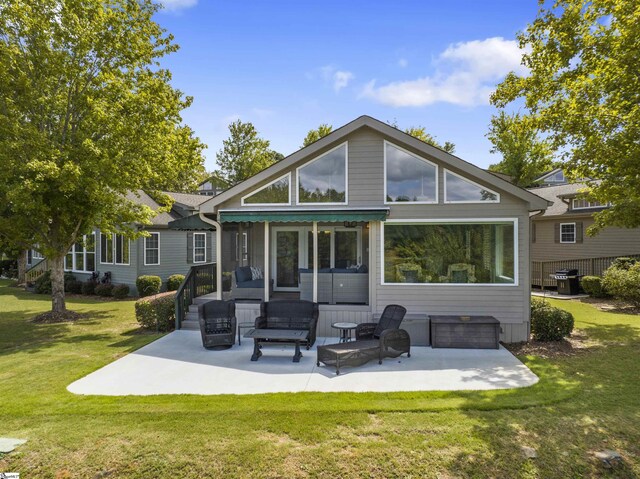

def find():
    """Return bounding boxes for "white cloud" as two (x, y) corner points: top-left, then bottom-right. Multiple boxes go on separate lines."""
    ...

(158, 0), (197, 12)
(361, 37), (527, 107)
(398, 58), (409, 68)
(319, 65), (355, 92)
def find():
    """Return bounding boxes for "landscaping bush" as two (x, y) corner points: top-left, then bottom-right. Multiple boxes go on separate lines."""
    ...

(167, 274), (185, 291)
(136, 275), (162, 297)
(602, 262), (640, 307)
(81, 280), (96, 295)
(66, 280), (83, 294)
(0, 259), (17, 278)
(35, 271), (76, 294)
(610, 257), (637, 270)
(581, 275), (608, 298)
(530, 297), (574, 341)
(112, 284), (130, 299)
(135, 291), (175, 331)
(95, 283), (114, 297)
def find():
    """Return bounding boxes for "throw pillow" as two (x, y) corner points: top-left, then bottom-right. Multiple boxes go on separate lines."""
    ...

(250, 266), (263, 280)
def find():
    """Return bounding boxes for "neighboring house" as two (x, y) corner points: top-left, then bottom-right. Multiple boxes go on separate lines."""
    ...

(26, 190), (215, 295)
(528, 179), (640, 287)
(175, 116), (548, 343)
(535, 168), (567, 186)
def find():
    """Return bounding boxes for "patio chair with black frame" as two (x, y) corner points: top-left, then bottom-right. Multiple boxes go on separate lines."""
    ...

(199, 300), (237, 350)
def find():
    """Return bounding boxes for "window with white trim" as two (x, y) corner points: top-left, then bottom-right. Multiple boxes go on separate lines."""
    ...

(100, 233), (114, 264)
(101, 233), (130, 265)
(242, 174), (290, 205)
(385, 142), (437, 203)
(193, 232), (206, 263)
(382, 221), (516, 285)
(572, 198), (605, 209)
(444, 170), (499, 203)
(560, 223), (576, 243)
(64, 234), (96, 272)
(144, 233), (160, 265)
(297, 143), (347, 204)
(32, 249), (44, 260)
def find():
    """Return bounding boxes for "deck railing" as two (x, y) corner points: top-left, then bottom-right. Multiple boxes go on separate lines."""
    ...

(25, 259), (49, 284)
(175, 262), (217, 329)
(532, 254), (640, 288)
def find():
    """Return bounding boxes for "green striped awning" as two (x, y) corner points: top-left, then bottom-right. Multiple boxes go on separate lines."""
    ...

(218, 209), (388, 223)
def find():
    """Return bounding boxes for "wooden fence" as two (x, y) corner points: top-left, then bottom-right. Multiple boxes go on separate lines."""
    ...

(532, 254), (640, 288)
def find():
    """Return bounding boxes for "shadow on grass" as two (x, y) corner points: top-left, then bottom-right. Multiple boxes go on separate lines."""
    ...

(579, 321), (640, 344)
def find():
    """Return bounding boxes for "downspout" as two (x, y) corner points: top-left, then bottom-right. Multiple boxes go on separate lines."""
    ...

(199, 212), (223, 300)
(528, 209), (546, 339)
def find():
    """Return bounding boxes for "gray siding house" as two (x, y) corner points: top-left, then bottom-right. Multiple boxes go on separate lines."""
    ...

(528, 181), (640, 286)
(27, 191), (216, 295)
(189, 116), (548, 343)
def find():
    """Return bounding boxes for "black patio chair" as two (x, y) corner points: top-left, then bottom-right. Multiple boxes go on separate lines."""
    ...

(199, 300), (236, 350)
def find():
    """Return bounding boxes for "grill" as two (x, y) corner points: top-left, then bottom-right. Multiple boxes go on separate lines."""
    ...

(551, 268), (580, 295)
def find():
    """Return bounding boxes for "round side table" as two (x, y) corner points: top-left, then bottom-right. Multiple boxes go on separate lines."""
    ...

(331, 322), (358, 343)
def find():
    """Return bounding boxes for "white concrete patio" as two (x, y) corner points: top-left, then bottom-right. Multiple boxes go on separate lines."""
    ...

(67, 331), (539, 396)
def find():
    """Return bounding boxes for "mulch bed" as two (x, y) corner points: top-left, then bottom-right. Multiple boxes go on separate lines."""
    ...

(504, 329), (596, 359)
(30, 310), (89, 324)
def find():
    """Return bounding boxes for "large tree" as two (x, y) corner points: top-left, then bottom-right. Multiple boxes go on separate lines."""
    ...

(486, 112), (554, 187)
(404, 126), (456, 154)
(301, 123), (333, 147)
(491, 0), (640, 231)
(0, 0), (205, 317)
(215, 120), (282, 185)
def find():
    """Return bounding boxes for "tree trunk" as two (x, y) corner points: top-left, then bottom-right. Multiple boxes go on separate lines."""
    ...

(50, 255), (66, 313)
(17, 250), (27, 285)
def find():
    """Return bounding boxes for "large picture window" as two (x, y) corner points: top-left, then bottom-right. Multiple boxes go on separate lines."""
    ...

(385, 142), (437, 203)
(383, 221), (516, 285)
(242, 173), (290, 205)
(297, 143), (347, 204)
(64, 234), (96, 272)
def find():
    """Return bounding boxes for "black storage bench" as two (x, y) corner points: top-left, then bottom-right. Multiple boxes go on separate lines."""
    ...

(429, 315), (500, 349)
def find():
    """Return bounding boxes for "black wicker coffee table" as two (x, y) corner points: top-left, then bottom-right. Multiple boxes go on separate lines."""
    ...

(244, 329), (309, 362)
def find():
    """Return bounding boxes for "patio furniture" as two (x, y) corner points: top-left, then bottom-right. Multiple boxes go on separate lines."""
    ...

(317, 304), (411, 374)
(439, 263), (476, 283)
(429, 315), (500, 349)
(244, 328), (309, 362)
(199, 300), (236, 350)
(299, 267), (369, 304)
(255, 300), (319, 348)
(331, 322), (358, 343)
(230, 266), (273, 300)
(237, 321), (254, 346)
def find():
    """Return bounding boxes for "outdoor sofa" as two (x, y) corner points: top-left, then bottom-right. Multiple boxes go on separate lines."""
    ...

(230, 266), (273, 300)
(255, 300), (319, 349)
(299, 265), (368, 304)
(316, 304), (411, 374)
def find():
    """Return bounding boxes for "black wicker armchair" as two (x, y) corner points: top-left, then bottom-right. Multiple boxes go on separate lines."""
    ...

(317, 304), (411, 374)
(199, 300), (236, 350)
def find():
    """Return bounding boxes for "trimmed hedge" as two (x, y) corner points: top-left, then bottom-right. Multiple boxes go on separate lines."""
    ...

(0, 259), (17, 278)
(610, 257), (637, 271)
(66, 280), (83, 294)
(95, 283), (114, 297)
(81, 280), (96, 295)
(167, 274), (185, 292)
(136, 275), (162, 297)
(603, 262), (640, 307)
(112, 284), (130, 299)
(581, 275), (608, 298)
(530, 297), (574, 341)
(35, 271), (76, 294)
(135, 291), (176, 331)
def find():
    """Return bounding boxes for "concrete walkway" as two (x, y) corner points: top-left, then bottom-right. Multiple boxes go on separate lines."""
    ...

(68, 331), (538, 396)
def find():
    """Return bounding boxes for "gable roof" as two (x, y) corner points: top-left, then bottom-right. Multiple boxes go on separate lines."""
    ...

(200, 115), (549, 212)
(164, 191), (211, 209)
(126, 190), (179, 226)
(527, 182), (604, 217)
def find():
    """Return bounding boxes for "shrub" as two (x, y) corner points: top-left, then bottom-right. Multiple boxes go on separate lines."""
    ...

(0, 259), (17, 278)
(95, 283), (114, 297)
(82, 280), (96, 295)
(67, 280), (83, 294)
(136, 275), (162, 297)
(167, 274), (185, 291)
(610, 257), (637, 271)
(35, 271), (75, 294)
(530, 297), (574, 341)
(135, 291), (175, 331)
(581, 275), (608, 298)
(112, 284), (130, 299)
(602, 262), (640, 306)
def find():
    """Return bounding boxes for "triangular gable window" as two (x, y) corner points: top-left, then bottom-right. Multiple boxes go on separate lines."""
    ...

(241, 173), (290, 205)
(384, 142), (437, 203)
(297, 143), (347, 204)
(444, 170), (500, 203)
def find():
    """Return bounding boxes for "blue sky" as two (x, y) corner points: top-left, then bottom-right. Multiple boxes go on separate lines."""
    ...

(155, 0), (539, 172)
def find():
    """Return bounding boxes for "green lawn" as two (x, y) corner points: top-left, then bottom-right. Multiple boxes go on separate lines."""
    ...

(0, 280), (638, 478)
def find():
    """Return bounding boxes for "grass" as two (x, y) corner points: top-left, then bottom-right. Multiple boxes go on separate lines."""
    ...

(0, 279), (638, 478)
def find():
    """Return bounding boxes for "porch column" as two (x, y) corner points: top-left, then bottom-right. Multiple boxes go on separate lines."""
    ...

(312, 221), (318, 303)
(264, 221), (270, 302)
